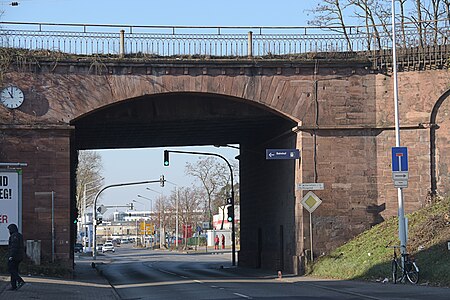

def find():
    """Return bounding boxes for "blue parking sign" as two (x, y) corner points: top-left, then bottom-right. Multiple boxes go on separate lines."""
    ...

(392, 147), (408, 172)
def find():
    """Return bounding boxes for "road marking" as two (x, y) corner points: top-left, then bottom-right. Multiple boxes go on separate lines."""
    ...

(157, 269), (177, 276)
(194, 280), (203, 284)
(301, 282), (383, 300)
(233, 292), (252, 299)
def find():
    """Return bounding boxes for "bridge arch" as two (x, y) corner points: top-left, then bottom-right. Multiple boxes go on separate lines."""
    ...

(70, 90), (300, 272)
(430, 88), (450, 196)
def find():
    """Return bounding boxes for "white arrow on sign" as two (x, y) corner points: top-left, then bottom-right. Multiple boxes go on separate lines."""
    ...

(97, 204), (108, 214)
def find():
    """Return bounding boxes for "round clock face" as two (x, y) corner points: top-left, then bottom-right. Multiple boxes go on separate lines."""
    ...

(1, 86), (24, 109)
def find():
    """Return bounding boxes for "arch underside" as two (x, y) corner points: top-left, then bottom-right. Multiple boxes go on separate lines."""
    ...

(72, 92), (296, 150)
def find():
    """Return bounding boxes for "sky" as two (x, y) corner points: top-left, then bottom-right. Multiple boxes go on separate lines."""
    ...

(1, 0), (314, 26)
(1, 0), (315, 217)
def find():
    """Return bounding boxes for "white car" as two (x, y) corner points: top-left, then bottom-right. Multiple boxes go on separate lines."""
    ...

(102, 242), (115, 253)
(96, 244), (103, 252)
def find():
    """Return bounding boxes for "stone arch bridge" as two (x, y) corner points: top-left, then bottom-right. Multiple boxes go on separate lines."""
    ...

(0, 51), (449, 274)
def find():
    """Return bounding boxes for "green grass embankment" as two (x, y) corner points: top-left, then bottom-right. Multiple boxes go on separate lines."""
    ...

(309, 197), (450, 287)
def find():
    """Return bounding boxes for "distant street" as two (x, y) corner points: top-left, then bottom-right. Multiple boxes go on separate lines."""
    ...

(94, 244), (450, 300)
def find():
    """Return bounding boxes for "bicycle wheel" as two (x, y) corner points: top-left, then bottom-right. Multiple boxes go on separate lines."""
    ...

(406, 261), (419, 284)
(391, 260), (398, 284)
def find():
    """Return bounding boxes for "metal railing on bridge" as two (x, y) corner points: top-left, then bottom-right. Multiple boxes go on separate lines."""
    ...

(0, 21), (449, 61)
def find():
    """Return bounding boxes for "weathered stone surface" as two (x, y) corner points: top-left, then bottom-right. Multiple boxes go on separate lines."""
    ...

(0, 60), (448, 273)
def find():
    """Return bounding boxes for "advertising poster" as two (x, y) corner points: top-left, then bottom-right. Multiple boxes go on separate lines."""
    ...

(0, 170), (20, 245)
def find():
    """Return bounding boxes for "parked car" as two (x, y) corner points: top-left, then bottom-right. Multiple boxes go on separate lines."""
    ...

(102, 242), (115, 253)
(96, 244), (103, 252)
(74, 243), (83, 253)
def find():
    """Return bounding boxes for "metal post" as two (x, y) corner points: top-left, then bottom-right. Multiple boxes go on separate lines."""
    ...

(309, 212), (313, 262)
(391, 0), (407, 260)
(247, 31), (253, 58)
(175, 187), (179, 248)
(119, 29), (125, 58)
(51, 191), (55, 263)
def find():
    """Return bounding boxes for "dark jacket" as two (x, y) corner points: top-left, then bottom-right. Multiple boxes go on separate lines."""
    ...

(8, 224), (24, 261)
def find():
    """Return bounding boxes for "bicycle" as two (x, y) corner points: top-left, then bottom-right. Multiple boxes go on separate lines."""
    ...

(386, 245), (419, 284)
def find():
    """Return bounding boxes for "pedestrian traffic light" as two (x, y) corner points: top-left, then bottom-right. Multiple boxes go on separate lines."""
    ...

(164, 150), (169, 166)
(227, 206), (234, 222)
(226, 197), (233, 205)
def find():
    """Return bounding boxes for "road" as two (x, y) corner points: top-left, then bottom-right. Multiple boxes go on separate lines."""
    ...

(96, 244), (450, 300)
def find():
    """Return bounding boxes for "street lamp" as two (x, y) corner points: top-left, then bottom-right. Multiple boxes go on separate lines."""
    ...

(391, 0), (407, 262)
(137, 194), (153, 212)
(82, 177), (104, 252)
(146, 188), (166, 248)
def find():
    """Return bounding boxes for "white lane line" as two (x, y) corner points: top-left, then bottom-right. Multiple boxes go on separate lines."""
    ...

(233, 292), (252, 299)
(194, 280), (203, 284)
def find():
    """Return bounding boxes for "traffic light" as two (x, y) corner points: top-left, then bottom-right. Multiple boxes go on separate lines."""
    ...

(164, 150), (169, 166)
(97, 215), (103, 224)
(227, 205), (234, 222)
(226, 197), (233, 205)
(130, 202), (134, 210)
(11, 2), (19, 6)
(160, 175), (165, 187)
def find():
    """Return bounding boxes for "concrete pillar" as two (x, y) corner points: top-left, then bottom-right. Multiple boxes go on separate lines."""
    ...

(247, 31), (253, 58)
(119, 30), (125, 58)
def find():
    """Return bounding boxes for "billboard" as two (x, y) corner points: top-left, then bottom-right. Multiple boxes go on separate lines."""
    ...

(0, 170), (21, 245)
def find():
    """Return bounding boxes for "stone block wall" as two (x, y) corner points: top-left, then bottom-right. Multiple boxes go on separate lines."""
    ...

(0, 128), (72, 266)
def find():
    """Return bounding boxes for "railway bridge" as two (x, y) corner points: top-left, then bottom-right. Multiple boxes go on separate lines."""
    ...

(0, 22), (449, 273)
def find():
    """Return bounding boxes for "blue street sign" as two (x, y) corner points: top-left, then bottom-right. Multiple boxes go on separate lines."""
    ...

(392, 147), (408, 172)
(266, 149), (300, 160)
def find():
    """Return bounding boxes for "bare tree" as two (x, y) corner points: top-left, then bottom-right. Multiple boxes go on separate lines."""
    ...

(350, 0), (383, 49)
(167, 186), (203, 248)
(307, 0), (353, 51)
(185, 157), (231, 227)
(76, 150), (103, 213)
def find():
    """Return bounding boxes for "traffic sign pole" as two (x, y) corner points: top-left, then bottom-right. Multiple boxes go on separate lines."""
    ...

(391, 0), (408, 262)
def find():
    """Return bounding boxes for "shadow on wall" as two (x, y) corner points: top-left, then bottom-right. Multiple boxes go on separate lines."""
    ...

(366, 203), (386, 226)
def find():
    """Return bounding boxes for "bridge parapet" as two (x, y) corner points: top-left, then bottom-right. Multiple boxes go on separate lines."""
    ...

(1, 21), (449, 68)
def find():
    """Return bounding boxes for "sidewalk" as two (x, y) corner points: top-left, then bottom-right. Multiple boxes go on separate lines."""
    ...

(0, 257), (118, 300)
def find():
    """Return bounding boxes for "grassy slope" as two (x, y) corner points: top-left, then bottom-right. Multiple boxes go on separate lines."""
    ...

(309, 197), (450, 287)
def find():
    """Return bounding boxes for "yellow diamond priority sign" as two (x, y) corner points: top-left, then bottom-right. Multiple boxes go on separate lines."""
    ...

(301, 191), (322, 213)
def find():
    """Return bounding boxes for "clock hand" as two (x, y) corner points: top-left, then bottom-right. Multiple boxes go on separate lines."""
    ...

(8, 88), (14, 98)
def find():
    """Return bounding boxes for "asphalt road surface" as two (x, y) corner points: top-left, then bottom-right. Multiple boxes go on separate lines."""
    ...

(96, 245), (450, 300)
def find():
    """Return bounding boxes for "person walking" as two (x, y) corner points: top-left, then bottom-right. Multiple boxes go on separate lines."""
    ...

(221, 234), (225, 249)
(214, 235), (219, 250)
(7, 223), (25, 291)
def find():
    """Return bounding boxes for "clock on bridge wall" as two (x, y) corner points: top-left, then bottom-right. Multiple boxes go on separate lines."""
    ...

(0, 85), (25, 109)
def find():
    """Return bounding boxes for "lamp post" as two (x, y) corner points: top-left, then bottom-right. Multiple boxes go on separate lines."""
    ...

(146, 188), (165, 248)
(82, 177), (103, 252)
(391, 0), (408, 261)
(137, 194), (153, 212)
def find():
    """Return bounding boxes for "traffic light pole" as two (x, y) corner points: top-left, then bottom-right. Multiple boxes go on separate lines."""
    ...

(164, 150), (236, 266)
(92, 176), (165, 260)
